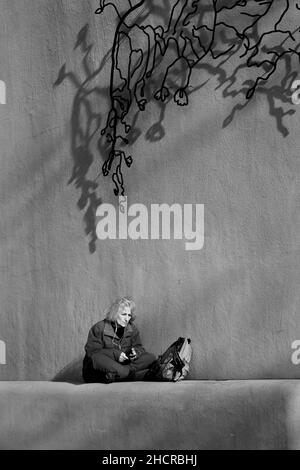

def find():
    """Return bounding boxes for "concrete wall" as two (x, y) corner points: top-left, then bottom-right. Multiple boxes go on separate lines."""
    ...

(0, 0), (300, 380)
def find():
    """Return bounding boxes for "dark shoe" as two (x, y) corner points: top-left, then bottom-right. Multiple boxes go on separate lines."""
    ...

(143, 369), (156, 381)
(103, 371), (118, 384)
(125, 368), (154, 381)
(125, 369), (136, 381)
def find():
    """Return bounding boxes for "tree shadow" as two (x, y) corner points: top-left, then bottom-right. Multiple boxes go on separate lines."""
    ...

(52, 6), (187, 251)
(54, 24), (108, 253)
(97, 0), (300, 196)
(54, 2), (300, 251)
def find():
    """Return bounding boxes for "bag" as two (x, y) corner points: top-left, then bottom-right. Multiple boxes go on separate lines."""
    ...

(148, 337), (192, 382)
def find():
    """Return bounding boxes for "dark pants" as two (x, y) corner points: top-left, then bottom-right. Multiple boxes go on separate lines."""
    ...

(82, 351), (156, 383)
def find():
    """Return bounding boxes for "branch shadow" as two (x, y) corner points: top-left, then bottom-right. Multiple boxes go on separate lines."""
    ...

(54, 24), (108, 253)
(52, 7), (189, 250)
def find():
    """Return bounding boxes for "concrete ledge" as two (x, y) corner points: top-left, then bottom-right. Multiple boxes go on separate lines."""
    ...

(0, 380), (300, 449)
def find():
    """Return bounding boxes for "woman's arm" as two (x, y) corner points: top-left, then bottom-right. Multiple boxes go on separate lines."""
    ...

(85, 323), (122, 362)
(85, 324), (105, 356)
(131, 325), (146, 357)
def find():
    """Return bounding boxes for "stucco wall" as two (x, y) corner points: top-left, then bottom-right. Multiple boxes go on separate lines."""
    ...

(0, 0), (300, 380)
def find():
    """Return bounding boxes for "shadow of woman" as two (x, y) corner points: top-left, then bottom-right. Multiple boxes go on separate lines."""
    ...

(52, 355), (84, 385)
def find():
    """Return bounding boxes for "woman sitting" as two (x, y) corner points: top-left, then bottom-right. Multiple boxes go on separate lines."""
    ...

(82, 297), (156, 383)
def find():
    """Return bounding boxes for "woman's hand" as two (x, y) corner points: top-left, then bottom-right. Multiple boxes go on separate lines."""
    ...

(119, 352), (129, 363)
(128, 348), (137, 360)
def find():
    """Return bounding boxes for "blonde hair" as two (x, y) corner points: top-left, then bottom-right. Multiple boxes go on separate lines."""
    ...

(105, 297), (136, 322)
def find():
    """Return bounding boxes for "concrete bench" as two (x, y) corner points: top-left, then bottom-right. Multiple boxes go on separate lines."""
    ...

(1, 378), (300, 449)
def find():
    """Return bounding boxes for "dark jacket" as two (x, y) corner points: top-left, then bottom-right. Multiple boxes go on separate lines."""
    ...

(83, 319), (146, 364)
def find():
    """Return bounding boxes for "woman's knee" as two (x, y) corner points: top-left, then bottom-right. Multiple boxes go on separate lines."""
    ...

(146, 352), (157, 366)
(92, 353), (130, 379)
(92, 352), (113, 370)
(136, 352), (156, 368)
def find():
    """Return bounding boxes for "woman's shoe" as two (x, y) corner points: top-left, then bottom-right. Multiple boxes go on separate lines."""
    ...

(142, 368), (156, 381)
(125, 369), (136, 381)
(104, 371), (118, 383)
(134, 368), (152, 381)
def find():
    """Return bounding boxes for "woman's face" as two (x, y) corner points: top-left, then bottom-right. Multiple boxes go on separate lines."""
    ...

(116, 305), (132, 327)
